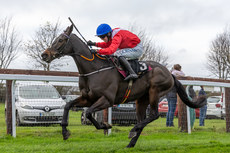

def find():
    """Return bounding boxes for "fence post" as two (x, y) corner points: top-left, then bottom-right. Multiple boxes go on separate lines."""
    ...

(6, 80), (12, 135)
(178, 85), (188, 132)
(108, 107), (112, 135)
(103, 108), (108, 135)
(11, 80), (16, 137)
(225, 87), (230, 132)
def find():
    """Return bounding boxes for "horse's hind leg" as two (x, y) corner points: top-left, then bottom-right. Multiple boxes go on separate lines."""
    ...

(127, 88), (159, 148)
(136, 96), (149, 123)
(62, 96), (90, 140)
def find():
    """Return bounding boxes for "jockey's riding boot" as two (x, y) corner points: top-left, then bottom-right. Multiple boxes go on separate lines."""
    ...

(119, 56), (138, 81)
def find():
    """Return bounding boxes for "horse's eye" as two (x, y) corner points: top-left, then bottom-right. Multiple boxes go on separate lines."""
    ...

(59, 39), (63, 43)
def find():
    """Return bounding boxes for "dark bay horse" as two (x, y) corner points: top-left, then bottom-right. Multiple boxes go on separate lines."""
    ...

(41, 25), (206, 148)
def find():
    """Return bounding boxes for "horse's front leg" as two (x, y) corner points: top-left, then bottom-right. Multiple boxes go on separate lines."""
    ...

(85, 96), (112, 130)
(61, 96), (91, 140)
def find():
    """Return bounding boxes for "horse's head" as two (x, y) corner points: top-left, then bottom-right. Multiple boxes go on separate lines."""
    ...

(41, 25), (73, 63)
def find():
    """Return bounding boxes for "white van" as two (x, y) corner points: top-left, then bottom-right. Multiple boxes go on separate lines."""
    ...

(15, 83), (66, 125)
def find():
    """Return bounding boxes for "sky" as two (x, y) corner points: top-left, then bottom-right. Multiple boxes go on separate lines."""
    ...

(1, 0), (230, 78)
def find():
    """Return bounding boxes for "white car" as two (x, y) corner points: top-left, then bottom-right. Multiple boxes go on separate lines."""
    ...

(62, 94), (82, 111)
(15, 83), (66, 125)
(62, 95), (79, 103)
(206, 96), (222, 119)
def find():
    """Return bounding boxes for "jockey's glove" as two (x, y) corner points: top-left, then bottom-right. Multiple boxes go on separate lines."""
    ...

(90, 49), (98, 54)
(87, 40), (96, 46)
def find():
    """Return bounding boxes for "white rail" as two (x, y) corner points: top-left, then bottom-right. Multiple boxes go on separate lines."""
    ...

(1, 74), (79, 138)
(0, 74), (78, 82)
(2, 73), (230, 137)
(180, 80), (230, 87)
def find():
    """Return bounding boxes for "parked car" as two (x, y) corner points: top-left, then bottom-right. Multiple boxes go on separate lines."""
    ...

(81, 101), (137, 126)
(14, 83), (66, 126)
(62, 95), (79, 103)
(157, 98), (200, 118)
(221, 94), (226, 119)
(158, 98), (168, 117)
(206, 96), (222, 119)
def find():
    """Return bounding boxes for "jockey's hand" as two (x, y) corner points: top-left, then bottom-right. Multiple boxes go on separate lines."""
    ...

(87, 40), (96, 46)
(90, 49), (98, 54)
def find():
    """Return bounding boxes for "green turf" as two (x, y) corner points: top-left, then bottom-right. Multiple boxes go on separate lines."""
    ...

(1, 103), (230, 153)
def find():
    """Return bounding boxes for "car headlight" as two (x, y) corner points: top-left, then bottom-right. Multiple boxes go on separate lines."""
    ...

(20, 103), (33, 109)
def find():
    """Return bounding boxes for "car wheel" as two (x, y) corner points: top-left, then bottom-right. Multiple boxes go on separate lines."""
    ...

(221, 112), (226, 120)
(16, 111), (21, 126)
(81, 112), (86, 125)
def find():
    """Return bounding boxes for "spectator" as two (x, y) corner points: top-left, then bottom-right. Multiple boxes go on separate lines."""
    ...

(198, 86), (207, 126)
(188, 85), (196, 128)
(171, 64), (185, 77)
(166, 64), (185, 127)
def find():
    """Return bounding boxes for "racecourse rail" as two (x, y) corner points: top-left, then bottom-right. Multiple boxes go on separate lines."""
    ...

(1, 69), (230, 137)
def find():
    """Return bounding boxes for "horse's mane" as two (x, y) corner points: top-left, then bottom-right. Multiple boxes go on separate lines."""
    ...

(71, 33), (91, 51)
(70, 33), (113, 66)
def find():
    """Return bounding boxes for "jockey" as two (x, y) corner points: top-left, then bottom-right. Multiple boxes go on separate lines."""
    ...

(87, 23), (143, 81)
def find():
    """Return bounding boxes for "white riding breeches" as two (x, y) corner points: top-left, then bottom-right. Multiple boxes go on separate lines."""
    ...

(113, 43), (143, 60)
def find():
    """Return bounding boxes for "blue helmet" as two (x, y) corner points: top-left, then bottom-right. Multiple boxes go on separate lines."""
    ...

(96, 23), (112, 36)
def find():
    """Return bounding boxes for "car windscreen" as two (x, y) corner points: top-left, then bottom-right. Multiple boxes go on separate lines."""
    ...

(19, 85), (60, 99)
(207, 97), (220, 103)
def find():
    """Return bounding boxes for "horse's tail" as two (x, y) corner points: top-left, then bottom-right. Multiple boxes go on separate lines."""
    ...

(172, 75), (207, 108)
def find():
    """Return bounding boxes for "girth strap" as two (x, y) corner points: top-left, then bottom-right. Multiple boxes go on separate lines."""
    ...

(121, 80), (133, 104)
(79, 67), (114, 77)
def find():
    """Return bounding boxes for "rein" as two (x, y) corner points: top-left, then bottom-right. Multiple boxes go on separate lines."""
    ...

(61, 33), (106, 61)
(61, 33), (112, 77)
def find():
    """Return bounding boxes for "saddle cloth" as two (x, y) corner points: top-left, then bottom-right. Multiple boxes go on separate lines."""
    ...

(112, 58), (152, 78)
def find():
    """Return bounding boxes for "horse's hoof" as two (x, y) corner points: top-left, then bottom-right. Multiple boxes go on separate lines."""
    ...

(63, 130), (71, 140)
(126, 144), (135, 148)
(101, 123), (112, 129)
(106, 123), (112, 129)
(128, 132), (137, 139)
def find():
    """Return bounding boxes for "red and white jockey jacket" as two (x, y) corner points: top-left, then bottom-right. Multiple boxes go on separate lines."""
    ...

(96, 28), (141, 55)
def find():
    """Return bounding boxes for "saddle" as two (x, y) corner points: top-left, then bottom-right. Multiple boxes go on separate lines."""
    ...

(111, 57), (152, 78)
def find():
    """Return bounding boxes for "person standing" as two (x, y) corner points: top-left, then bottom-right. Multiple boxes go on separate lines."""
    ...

(188, 85), (196, 128)
(198, 86), (207, 126)
(166, 64), (185, 127)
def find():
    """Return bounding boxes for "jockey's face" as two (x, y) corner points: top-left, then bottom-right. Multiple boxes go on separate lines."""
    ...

(100, 36), (109, 43)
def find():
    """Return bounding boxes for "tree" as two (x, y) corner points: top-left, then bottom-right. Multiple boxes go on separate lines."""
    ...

(0, 17), (21, 69)
(206, 27), (230, 79)
(129, 24), (170, 67)
(24, 21), (68, 71)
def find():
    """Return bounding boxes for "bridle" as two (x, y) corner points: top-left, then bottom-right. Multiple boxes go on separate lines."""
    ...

(53, 32), (71, 58)
(48, 32), (114, 77)
(55, 33), (108, 61)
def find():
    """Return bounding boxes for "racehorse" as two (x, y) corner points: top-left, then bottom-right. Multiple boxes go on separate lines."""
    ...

(41, 25), (206, 148)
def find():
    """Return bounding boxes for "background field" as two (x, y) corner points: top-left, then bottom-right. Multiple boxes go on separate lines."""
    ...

(1, 103), (230, 153)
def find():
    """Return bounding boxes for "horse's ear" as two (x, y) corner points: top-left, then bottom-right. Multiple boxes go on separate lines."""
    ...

(70, 24), (73, 33)
(64, 25), (73, 35)
(66, 24), (73, 35)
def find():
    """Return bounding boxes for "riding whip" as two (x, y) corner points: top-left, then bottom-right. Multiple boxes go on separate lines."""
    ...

(68, 17), (88, 44)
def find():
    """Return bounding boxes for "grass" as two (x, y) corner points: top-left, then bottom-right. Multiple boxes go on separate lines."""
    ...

(1, 103), (230, 153)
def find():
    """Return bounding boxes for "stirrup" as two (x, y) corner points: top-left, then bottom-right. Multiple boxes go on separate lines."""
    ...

(124, 74), (138, 81)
